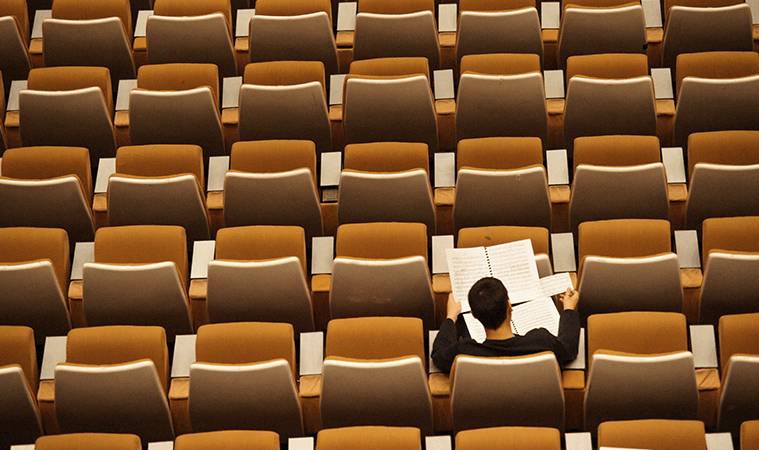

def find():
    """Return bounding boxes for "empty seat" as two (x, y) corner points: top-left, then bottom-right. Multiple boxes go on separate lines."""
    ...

(315, 426), (421, 450)
(188, 322), (304, 440)
(54, 325), (174, 442)
(175, 430), (280, 450)
(0, 227), (71, 342)
(717, 313), (759, 436)
(107, 144), (211, 242)
(566, 53), (649, 82)
(675, 51), (759, 100)
(450, 352), (565, 433)
(0, 0), (30, 95)
(0, 326), (42, 450)
(597, 419), (707, 450)
(456, 426), (561, 450)
(82, 225), (193, 340)
(35, 433), (142, 450)
(222, 140), (324, 241)
(206, 226), (315, 334)
(0, 146), (95, 243)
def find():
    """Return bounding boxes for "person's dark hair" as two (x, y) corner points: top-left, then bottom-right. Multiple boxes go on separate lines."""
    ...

(468, 277), (510, 330)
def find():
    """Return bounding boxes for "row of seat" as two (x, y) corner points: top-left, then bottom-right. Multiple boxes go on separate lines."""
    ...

(1, 309), (758, 446)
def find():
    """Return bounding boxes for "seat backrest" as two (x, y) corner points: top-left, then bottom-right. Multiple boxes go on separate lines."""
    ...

(587, 311), (688, 358)
(457, 226), (550, 256)
(343, 74), (438, 154)
(0, 364), (42, 449)
(326, 316), (425, 361)
(353, 11), (440, 70)
(597, 419), (707, 450)
(699, 253), (759, 324)
(238, 82), (331, 156)
(459, 0), (535, 10)
(687, 130), (759, 180)
(564, 76), (656, 153)
(569, 163), (669, 232)
(255, 0), (333, 24)
(153, 0), (232, 34)
(718, 313), (759, 372)
(717, 354), (759, 436)
(316, 426), (421, 450)
(578, 254), (683, 321)
(330, 257), (436, 329)
(196, 322), (296, 372)
(248, 12), (338, 77)
(359, 0), (434, 14)
(230, 139), (317, 184)
(742, 420), (759, 450)
(0, 0), (29, 45)
(65, 325), (169, 393)
(52, 0), (132, 39)
(675, 51), (759, 99)
(26, 66), (113, 114)
(456, 9), (543, 69)
(336, 222), (428, 261)
(685, 164), (759, 231)
(451, 352), (564, 433)
(116, 144), (205, 190)
(55, 360), (175, 442)
(320, 356), (434, 435)
(0, 15), (31, 90)
(453, 166), (551, 232)
(343, 142), (429, 175)
(216, 225), (307, 274)
(459, 53), (541, 76)
(350, 57), (430, 79)
(566, 52), (648, 82)
(584, 350), (699, 432)
(174, 430), (280, 450)
(244, 60), (326, 97)
(457, 137), (544, 171)
(456, 72), (547, 144)
(0, 326), (37, 394)
(702, 216), (759, 264)
(573, 134), (661, 173)
(455, 426), (561, 450)
(664, 0), (741, 15)
(336, 169), (436, 233)
(557, 4), (647, 70)
(675, 75), (759, 149)
(662, 4), (753, 69)
(137, 63), (220, 110)
(35, 433), (142, 450)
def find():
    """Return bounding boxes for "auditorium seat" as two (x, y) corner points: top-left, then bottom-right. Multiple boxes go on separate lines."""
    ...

(186, 322), (304, 441)
(19, 66), (116, 174)
(450, 352), (565, 433)
(456, 426), (561, 450)
(0, 0), (30, 97)
(460, 52), (541, 76)
(0, 227), (71, 342)
(353, 0), (441, 71)
(343, 74), (438, 154)
(35, 433), (141, 450)
(51, 325), (174, 442)
(685, 131), (759, 231)
(336, 142), (436, 233)
(129, 63), (225, 164)
(222, 140), (324, 241)
(661, 2), (753, 69)
(699, 217), (759, 324)
(238, 61), (331, 156)
(673, 74), (759, 149)
(330, 222), (435, 329)
(315, 426), (421, 450)
(249, 0), (338, 76)
(0, 146), (95, 243)
(597, 419), (707, 450)
(565, 53), (648, 81)
(674, 51), (759, 100)
(569, 136), (669, 232)
(0, 326), (42, 450)
(453, 137), (551, 232)
(107, 144), (211, 242)
(563, 76), (657, 154)
(82, 225), (193, 340)
(147, 0), (236, 77)
(43, 0), (136, 85)
(174, 430), (280, 450)
(206, 225), (315, 334)
(320, 317), (434, 434)
(557, 3), (647, 71)
(717, 313), (759, 437)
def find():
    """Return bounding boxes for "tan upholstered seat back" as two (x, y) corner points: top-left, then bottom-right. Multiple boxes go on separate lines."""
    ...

(230, 140), (317, 185)
(316, 426), (421, 450)
(344, 142), (430, 175)
(93, 225), (189, 288)
(456, 426), (561, 450)
(0, 227), (70, 296)
(0, 326), (38, 393)
(573, 135), (661, 172)
(457, 137), (543, 171)
(578, 218), (671, 261)
(115, 144), (205, 190)
(460, 53), (541, 76)
(137, 63), (220, 110)
(336, 222), (428, 261)
(457, 225), (549, 255)
(359, 0), (434, 14)
(350, 57), (430, 80)
(598, 419), (707, 450)
(52, 0), (132, 40)
(255, 0), (333, 25)
(325, 317), (425, 362)
(35, 433), (142, 450)
(702, 216), (759, 263)
(687, 130), (759, 180)
(459, 0), (535, 11)
(215, 226), (307, 277)
(675, 51), (759, 98)
(153, 0), (232, 36)
(0, 0), (29, 44)
(244, 61), (326, 98)
(587, 311), (688, 357)
(27, 66), (113, 116)
(566, 53), (648, 82)
(718, 312), (759, 372)
(195, 322), (296, 377)
(65, 325), (169, 392)
(175, 430), (280, 450)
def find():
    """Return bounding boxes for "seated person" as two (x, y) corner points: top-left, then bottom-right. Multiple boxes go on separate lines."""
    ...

(431, 277), (580, 373)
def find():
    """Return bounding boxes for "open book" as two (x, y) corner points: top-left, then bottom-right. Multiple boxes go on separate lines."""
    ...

(463, 297), (561, 343)
(446, 239), (573, 312)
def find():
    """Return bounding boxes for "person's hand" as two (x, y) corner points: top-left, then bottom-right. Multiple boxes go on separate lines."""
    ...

(447, 293), (462, 320)
(559, 288), (579, 310)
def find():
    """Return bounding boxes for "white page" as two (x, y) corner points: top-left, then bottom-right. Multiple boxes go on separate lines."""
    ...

(510, 297), (560, 336)
(538, 272), (574, 298)
(486, 240), (540, 304)
(446, 246), (490, 312)
(463, 313), (487, 343)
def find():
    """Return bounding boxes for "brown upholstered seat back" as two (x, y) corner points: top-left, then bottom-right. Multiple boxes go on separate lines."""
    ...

(316, 426), (421, 450)
(578, 218), (671, 261)
(457, 137), (543, 171)
(0, 0), (29, 44)
(702, 216), (759, 265)
(27, 66), (113, 116)
(153, 0), (232, 36)
(587, 311), (688, 358)
(137, 63), (220, 110)
(336, 222), (428, 261)
(52, 0), (133, 41)
(255, 0), (333, 26)
(0, 326), (38, 393)
(175, 430), (280, 450)
(573, 135), (661, 172)
(687, 130), (759, 180)
(598, 419), (707, 450)
(566, 53), (648, 82)
(459, 53), (541, 76)
(457, 225), (550, 255)
(675, 51), (759, 99)
(350, 57), (430, 80)
(115, 144), (205, 189)
(718, 312), (759, 372)
(244, 61), (327, 98)
(0, 227), (70, 295)
(344, 142), (430, 175)
(229, 140), (318, 185)
(359, 0), (434, 14)
(456, 426), (561, 450)
(459, 0), (535, 11)
(325, 317), (425, 362)
(35, 433), (142, 450)
(215, 225), (307, 276)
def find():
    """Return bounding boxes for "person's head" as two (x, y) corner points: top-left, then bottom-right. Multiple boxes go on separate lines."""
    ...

(468, 277), (511, 330)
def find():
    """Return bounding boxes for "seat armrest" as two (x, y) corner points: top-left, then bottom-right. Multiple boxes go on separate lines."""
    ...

(40, 336), (67, 381)
(300, 332), (324, 376)
(551, 232), (576, 273)
(541, 2), (560, 29)
(171, 335), (197, 379)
